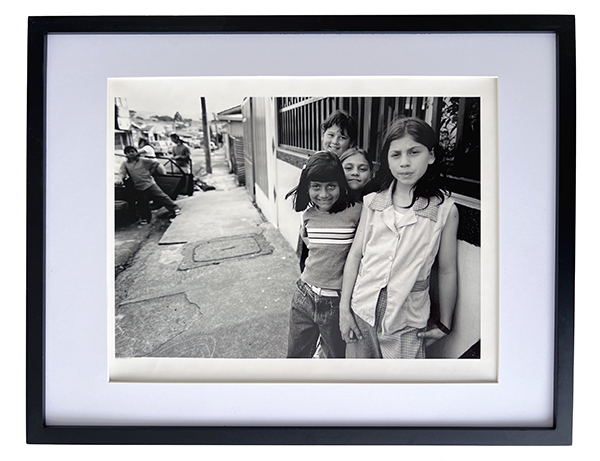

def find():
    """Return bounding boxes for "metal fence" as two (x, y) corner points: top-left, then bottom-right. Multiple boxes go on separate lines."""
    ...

(276, 96), (481, 199)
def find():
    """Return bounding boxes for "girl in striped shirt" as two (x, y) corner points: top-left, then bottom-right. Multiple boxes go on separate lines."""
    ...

(285, 152), (362, 358)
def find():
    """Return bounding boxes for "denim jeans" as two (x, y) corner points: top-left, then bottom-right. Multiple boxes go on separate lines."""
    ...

(287, 280), (345, 358)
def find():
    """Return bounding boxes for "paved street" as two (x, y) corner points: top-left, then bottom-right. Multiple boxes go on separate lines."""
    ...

(114, 148), (300, 358)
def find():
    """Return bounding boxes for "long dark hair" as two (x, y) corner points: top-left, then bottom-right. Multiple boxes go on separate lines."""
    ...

(375, 116), (449, 207)
(286, 151), (354, 213)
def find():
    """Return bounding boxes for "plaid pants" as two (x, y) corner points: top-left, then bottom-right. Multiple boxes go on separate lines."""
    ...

(346, 287), (426, 359)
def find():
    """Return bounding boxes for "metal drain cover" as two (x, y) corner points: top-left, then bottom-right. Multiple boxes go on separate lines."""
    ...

(179, 233), (273, 270)
(194, 235), (260, 261)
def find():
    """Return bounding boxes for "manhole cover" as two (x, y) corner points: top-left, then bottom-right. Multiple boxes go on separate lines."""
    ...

(194, 235), (260, 261)
(179, 233), (273, 270)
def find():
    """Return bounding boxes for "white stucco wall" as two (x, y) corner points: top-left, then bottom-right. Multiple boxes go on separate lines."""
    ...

(253, 98), (279, 226)
(274, 158), (304, 252)
(428, 240), (481, 358)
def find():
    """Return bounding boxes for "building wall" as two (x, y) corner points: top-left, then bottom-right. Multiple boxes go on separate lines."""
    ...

(274, 152), (305, 251)
(254, 98), (279, 226)
(250, 98), (270, 199)
(228, 119), (244, 138)
(427, 215), (481, 358)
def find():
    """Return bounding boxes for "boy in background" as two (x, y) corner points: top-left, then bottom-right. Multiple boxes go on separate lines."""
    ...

(320, 110), (358, 157)
(118, 146), (181, 224)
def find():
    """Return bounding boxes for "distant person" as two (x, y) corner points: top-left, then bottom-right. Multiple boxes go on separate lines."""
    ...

(137, 138), (156, 158)
(320, 110), (358, 157)
(285, 152), (361, 358)
(339, 117), (459, 359)
(170, 133), (192, 174)
(118, 146), (181, 225)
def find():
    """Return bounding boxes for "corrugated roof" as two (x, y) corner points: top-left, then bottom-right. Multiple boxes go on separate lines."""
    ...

(217, 105), (242, 116)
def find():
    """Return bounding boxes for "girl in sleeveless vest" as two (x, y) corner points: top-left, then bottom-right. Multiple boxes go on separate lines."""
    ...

(286, 152), (362, 358)
(339, 117), (459, 359)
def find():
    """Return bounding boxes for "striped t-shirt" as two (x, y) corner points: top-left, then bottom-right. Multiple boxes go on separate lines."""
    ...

(300, 203), (362, 290)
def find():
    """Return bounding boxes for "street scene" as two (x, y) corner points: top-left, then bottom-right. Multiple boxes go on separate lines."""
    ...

(114, 115), (300, 358)
(112, 77), (485, 365)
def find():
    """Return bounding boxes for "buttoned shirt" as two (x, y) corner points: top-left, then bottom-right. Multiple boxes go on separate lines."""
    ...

(350, 184), (455, 335)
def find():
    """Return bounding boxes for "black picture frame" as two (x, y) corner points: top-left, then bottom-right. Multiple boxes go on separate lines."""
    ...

(27, 15), (576, 445)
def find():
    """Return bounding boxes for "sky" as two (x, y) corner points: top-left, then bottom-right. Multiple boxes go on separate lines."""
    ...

(112, 78), (245, 121)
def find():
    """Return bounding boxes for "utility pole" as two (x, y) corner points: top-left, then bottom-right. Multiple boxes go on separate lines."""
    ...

(200, 97), (212, 174)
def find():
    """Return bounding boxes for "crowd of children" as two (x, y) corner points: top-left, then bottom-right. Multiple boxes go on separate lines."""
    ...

(286, 110), (459, 359)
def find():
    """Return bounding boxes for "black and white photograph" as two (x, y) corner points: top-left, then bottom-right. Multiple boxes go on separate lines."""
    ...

(109, 77), (498, 383)
(21, 11), (584, 449)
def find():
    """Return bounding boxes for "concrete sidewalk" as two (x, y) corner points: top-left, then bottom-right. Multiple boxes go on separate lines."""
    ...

(114, 149), (300, 358)
(159, 187), (264, 244)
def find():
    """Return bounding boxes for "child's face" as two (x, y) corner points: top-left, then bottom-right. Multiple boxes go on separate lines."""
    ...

(321, 125), (351, 156)
(342, 153), (371, 191)
(125, 149), (140, 161)
(308, 181), (341, 212)
(387, 135), (434, 189)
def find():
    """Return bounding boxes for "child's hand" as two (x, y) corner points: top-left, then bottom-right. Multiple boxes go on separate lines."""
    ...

(417, 327), (448, 347)
(339, 308), (362, 343)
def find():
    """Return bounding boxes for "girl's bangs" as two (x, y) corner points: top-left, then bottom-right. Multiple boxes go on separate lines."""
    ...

(307, 164), (343, 183)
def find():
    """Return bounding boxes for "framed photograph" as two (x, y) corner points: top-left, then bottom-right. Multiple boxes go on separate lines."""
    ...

(108, 76), (496, 384)
(27, 15), (575, 445)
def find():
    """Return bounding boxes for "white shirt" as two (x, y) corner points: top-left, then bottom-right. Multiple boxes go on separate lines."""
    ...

(139, 145), (156, 158)
(351, 185), (455, 334)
